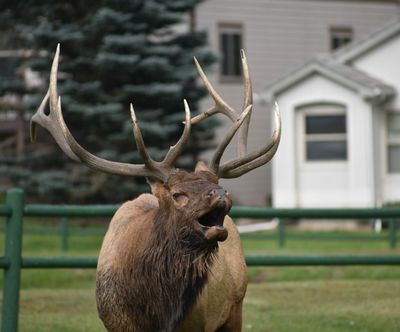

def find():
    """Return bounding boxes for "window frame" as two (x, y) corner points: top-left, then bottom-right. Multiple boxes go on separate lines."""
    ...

(330, 26), (353, 51)
(386, 112), (400, 174)
(218, 23), (244, 83)
(298, 104), (348, 164)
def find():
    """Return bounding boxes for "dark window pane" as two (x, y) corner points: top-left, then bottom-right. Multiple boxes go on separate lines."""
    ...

(306, 141), (347, 160)
(388, 145), (400, 173)
(331, 37), (340, 51)
(306, 115), (346, 134)
(220, 33), (230, 76)
(232, 34), (242, 76)
(388, 113), (400, 140)
(342, 37), (351, 44)
(219, 26), (242, 78)
(331, 36), (351, 50)
(330, 27), (353, 50)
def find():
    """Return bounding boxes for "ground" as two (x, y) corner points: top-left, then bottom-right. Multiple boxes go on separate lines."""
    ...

(1, 220), (399, 331)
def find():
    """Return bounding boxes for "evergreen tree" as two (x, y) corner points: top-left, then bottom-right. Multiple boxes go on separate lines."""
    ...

(0, 0), (216, 203)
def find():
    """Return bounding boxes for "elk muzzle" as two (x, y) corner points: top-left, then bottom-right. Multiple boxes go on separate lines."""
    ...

(196, 188), (232, 242)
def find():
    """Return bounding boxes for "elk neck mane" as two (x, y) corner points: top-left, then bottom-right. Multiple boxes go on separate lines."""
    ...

(116, 201), (219, 331)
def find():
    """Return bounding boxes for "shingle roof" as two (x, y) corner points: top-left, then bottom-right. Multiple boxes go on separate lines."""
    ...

(260, 55), (395, 101)
(315, 55), (396, 96)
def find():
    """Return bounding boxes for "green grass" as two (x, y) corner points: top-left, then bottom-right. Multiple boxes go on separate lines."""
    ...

(244, 280), (400, 332)
(1, 225), (400, 331)
(241, 230), (397, 254)
(18, 289), (103, 332)
(10, 280), (400, 332)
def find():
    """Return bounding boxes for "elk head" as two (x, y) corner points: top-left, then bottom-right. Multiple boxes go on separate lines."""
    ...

(31, 44), (281, 332)
(152, 167), (231, 244)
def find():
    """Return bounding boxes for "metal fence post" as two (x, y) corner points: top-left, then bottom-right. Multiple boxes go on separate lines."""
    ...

(278, 219), (286, 248)
(389, 219), (397, 249)
(60, 217), (69, 252)
(2, 188), (24, 332)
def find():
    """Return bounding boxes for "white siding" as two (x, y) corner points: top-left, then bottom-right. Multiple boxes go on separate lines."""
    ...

(196, 0), (398, 205)
(353, 35), (400, 108)
(273, 74), (375, 208)
(352, 32), (400, 204)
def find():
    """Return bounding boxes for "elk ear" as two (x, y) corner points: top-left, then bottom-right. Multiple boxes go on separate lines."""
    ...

(195, 161), (219, 183)
(195, 161), (210, 173)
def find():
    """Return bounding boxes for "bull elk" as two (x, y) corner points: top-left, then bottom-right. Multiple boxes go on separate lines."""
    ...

(31, 44), (281, 332)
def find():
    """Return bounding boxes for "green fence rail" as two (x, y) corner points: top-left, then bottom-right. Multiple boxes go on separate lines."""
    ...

(15, 205), (399, 252)
(1, 188), (400, 331)
(13, 217), (398, 253)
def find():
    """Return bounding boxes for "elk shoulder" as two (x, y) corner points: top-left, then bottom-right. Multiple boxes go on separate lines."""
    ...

(97, 194), (158, 271)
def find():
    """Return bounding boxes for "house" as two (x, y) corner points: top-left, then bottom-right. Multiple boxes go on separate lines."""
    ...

(195, 0), (400, 206)
(260, 18), (400, 208)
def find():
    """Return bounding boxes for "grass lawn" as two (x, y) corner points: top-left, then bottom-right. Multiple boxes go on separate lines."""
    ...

(0, 221), (399, 331)
(244, 280), (400, 332)
(14, 279), (400, 332)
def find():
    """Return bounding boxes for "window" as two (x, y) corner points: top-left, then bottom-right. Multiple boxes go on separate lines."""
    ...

(301, 105), (347, 161)
(387, 113), (400, 173)
(219, 24), (243, 80)
(330, 26), (353, 50)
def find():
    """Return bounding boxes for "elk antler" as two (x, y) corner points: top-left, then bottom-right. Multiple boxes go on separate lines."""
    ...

(30, 44), (192, 182)
(192, 50), (281, 178)
(31, 45), (280, 183)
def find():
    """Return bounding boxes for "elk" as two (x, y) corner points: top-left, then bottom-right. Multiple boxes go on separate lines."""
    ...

(31, 44), (281, 332)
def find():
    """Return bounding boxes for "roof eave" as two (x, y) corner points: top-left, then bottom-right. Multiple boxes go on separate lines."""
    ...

(259, 62), (395, 103)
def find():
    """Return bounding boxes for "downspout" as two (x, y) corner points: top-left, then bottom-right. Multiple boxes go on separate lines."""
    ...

(365, 90), (394, 207)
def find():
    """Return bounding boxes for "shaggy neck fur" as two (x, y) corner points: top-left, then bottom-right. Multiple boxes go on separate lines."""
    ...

(98, 204), (219, 332)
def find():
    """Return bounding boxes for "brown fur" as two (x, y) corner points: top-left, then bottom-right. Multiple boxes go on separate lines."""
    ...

(96, 169), (247, 332)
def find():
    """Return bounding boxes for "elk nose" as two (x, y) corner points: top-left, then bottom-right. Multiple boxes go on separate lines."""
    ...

(208, 188), (228, 200)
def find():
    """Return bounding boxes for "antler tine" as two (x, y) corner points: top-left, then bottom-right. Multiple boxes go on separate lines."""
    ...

(162, 99), (192, 167)
(218, 102), (281, 178)
(191, 57), (237, 124)
(210, 104), (252, 174)
(190, 51), (280, 179)
(30, 45), (80, 162)
(31, 44), (167, 182)
(237, 49), (253, 157)
(129, 104), (159, 171)
(129, 101), (191, 175)
(30, 89), (48, 143)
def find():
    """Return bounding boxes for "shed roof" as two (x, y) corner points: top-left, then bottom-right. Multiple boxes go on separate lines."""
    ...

(259, 55), (395, 102)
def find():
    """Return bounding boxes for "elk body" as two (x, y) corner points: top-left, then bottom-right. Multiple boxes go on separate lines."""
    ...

(31, 45), (281, 332)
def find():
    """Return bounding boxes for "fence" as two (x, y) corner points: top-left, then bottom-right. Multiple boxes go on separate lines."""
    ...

(12, 212), (399, 253)
(240, 216), (398, 249)
(1, 188), (400, 331)
(17, 213), (398, 252)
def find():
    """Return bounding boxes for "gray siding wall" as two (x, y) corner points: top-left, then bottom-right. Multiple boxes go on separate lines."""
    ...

(195, 0), (398, 206)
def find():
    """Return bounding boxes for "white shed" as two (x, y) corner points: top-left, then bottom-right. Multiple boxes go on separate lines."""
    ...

(260, 19), (400, 208)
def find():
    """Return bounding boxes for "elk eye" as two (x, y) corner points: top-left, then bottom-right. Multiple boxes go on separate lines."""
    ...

(172, 193), (188, 204)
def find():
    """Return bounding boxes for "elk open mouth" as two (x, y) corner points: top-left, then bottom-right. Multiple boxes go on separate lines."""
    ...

(198, 206), (226, 228)
(197, 206), (229, 242)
